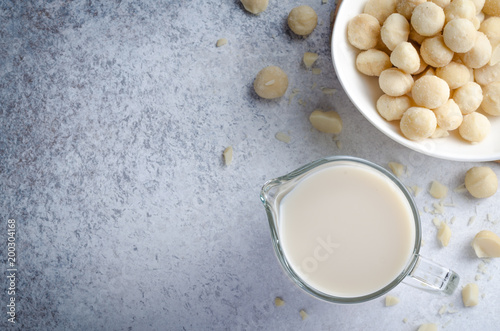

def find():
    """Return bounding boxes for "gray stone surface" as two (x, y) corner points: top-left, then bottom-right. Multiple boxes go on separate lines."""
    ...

(1, 0), (499, 330)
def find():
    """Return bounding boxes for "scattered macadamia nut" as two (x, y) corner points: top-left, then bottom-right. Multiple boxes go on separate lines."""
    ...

(417, 323), (438, 331)
(363, 0), (399, 24)
(288, 5), (318, 36)
(472, 230), (500, 257)
(453, 82), (483, 114)
(400, 107), (437, 140)
(241, 0), (268, 14)
(253, 66), (289, 99)
(481, 81), (500, 116)
(433, 99), (463, 130)
(459, 112), (491, 142)
(377, 94), (413, 121)
(397, 0), (426, 20)
(356, 49), (392, 76)
(420, 35), (454, 68)
(462, 283), (479, 307)
(436, 61), (470, 89)
(391, 42), (421, 73)
(483, 0), (500, 16)
(381, 13), (411, 51)
(443, 18), (477, 53)
(303, 52), (319, 69)
(309, 110), (343, 134)
(411, 2), (445, 37)
(474, 62), (500, 85)
(438, 222), (451, 246)
(379, 68), (414, 96)
(412, 76), (450, 109)
(465, 166), (498, 198)
(444, 0), (477, 23)
(460, 32), (492, 69)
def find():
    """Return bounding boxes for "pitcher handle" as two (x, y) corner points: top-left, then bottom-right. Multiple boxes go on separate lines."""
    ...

(403, 254), (460, 295)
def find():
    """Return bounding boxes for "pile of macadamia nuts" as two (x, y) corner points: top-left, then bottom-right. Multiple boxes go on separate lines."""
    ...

(347, 0), (500, 142)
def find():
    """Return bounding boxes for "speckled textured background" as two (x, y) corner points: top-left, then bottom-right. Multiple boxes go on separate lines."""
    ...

(1, 1), (499, 330)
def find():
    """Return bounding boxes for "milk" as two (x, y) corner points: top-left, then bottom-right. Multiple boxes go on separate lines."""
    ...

(279, 162), (416, 298)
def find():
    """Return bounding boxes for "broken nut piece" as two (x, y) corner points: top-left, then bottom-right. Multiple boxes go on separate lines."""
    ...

(309, 110), (342, 134)
(437, 222), (451, 247)
(429, 181), (448, 199)
(462, 283), (479, 307)
(303, 52), (319, 68)
(223, 146), (233, 166)
(385, 295), (400, 306)
(472, 230), (500, 258)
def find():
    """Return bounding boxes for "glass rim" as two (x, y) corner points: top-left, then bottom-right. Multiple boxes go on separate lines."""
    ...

(260, 155), (422, 304)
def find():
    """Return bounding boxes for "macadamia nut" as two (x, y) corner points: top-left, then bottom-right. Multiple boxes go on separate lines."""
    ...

(433, 99), (463, 130)
(400, 107), (437, 140)
(379, 68), (414, 96)
(459, 112), (491, 142)
(381, 13), (410, 51)
(412, 76), (450, 109)
(465, 167), (498, 198)
(241, 0), (268, 14)
(460, 32), (492, 69)
(444, 0), (477, 23)
(436, 61), (470, 89)
(471, 0), (486, 13)
(420, 35), (454, 68)
(356, 49), (392, 76)
(390, 42), (420, 73)
(443, 18), (477, 53)
(472, 230), (500, 257)
(431, 0), (451, 8)
(411, 2), (445, 37)
(288, 5), (318, 36)
(481, 82), (500, 116)
(363, 0), (399, 24)
(474, 62), (500, 86)
(347, 14), (380, 50)
(397, 0), (426, 20)
(253, 66), (289, 99)
(479, 17), (500, 49)
(453, 82), (483, 114)
(377, 94), (413, 121)
(483, 0), (500, 16)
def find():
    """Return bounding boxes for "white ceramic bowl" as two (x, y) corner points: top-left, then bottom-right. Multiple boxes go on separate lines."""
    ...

(331, 0), (500, 162)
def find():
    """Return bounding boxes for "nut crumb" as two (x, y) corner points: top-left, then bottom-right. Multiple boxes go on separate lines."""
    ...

(303, 52), (319, 68)
(312, 68), (322, 75)
(321, 87), (336, 95)
(216, 38), (227, 47)
(274, 297), (284, 307)
(275, 132), (291, 144)
(299, 309), (308, 320)
(468, 216), (476, 226)
(388, 162), (406, 178)
(223, 146), (233, 165)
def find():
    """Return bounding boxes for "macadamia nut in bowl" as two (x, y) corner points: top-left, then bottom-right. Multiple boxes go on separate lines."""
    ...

(332, 0), (500, 161)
